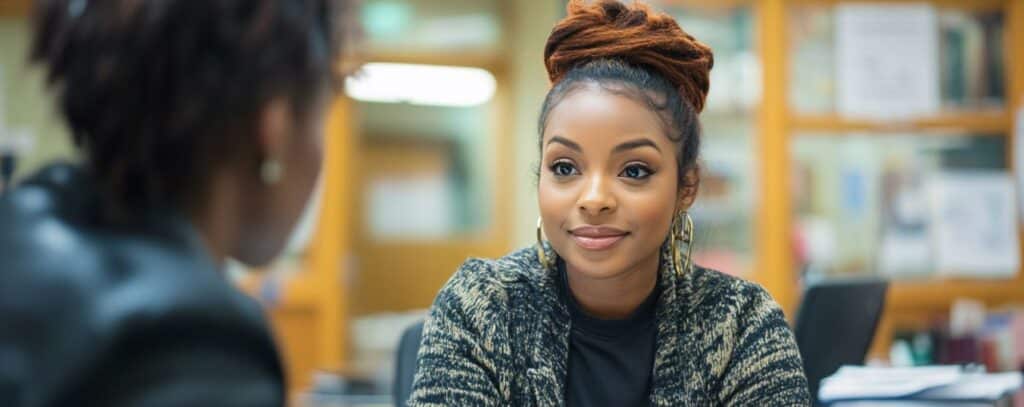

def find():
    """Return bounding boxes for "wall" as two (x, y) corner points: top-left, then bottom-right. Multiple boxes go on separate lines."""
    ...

(509, 0), (563, 249)
(0, 18), (75, 181)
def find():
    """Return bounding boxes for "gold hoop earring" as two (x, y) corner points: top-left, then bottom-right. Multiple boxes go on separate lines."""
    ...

(670, 211), (695, 276)
(536, 217), (552, 270)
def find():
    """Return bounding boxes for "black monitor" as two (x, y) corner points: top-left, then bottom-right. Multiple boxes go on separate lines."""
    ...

(794, 279), (888, 405)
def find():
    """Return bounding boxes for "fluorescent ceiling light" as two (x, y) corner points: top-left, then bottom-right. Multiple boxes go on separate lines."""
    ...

(345, 63), (496, 107)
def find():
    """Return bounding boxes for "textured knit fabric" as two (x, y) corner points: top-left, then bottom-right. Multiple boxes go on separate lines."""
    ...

(409, 242), (811, 406)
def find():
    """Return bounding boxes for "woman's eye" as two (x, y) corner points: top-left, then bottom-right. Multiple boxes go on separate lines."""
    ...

(550, 162), (579, 177)
(621, 164), (652, 180)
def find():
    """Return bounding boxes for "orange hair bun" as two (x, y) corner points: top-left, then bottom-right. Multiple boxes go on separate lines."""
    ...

(544, 0), (714, 112)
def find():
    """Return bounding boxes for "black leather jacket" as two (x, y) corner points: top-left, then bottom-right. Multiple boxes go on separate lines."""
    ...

(0, 164), (284, 406)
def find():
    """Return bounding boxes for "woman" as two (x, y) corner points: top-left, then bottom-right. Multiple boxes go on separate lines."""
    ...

(410, 1), (809, 405)
(0, 0), (353, 405)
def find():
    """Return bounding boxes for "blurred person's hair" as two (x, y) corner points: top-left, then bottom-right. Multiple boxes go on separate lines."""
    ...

(30, 0), (356, 215)
(538, 0), (713, 202)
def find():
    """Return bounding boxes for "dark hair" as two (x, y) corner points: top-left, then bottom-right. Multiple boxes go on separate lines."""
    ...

(30, 0), (356, 212)
(539, 0), (713, 199)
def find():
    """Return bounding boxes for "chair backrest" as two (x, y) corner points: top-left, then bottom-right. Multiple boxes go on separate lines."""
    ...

(393, 320), (425, 406)
(794, 279), (888, 405)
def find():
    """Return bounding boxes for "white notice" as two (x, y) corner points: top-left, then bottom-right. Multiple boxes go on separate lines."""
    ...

(929, 172), (1020, 278)
(835, 4), (940, 120)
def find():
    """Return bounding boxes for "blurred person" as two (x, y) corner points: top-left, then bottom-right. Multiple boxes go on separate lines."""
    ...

(0, 0), (354, 405)
(409, 1), (809, 405)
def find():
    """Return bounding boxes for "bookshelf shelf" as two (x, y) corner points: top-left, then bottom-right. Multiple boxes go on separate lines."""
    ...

(868, 276), (1024, 360)
(790, 111), (1012, 134)
(886, 277), (1024, 312)
(762, 0), (1024, 322)
(785, 0), (1006, 12)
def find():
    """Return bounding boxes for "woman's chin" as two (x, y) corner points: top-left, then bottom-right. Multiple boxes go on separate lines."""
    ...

(562, 253), (631, 281)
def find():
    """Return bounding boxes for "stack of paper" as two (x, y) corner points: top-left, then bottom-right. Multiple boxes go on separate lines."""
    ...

(819, 365), (1022, 406)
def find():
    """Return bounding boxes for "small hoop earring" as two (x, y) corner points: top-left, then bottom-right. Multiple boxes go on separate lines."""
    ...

(536, 217), (552, 270)
(670, 211), (695, 276)
(261, 159), (283, 185)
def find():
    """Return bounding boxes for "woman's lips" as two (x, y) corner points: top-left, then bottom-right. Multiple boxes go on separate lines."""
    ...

(569, 226), (628, 251)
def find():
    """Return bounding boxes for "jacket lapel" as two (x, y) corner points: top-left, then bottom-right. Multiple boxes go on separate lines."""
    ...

(651, 242), (706, 406)
(524, 242), (570, 406)
(524, 242), (703, 406)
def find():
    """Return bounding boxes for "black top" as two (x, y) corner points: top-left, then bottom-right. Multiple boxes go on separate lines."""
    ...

(559, 260), (661, 407)
(0, 164), (284, 406)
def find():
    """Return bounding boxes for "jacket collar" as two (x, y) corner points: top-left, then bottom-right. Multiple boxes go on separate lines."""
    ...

(520, 241), (569, 406)
(524, 240), (693, 406)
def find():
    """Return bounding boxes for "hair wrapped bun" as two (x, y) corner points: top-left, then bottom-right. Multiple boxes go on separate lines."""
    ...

(544, 0), (714, 113)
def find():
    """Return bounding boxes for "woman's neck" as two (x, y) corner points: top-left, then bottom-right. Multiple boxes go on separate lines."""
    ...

(564, 252), (660, 319)
(188, 170), (242, 270)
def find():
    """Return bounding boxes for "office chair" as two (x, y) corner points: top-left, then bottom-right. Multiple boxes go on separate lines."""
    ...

(393, 320), (425, 406)
(794, 279), (888, 405)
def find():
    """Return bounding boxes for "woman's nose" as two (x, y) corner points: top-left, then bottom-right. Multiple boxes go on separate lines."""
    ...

(577, 174), (616, 216)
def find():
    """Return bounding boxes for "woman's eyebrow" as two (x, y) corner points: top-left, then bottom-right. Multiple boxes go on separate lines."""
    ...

(546, 135), (583, 152)
(613, 138), (661, 154)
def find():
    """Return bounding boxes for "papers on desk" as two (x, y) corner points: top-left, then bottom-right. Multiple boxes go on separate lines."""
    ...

(819, 366), (1022, 405)
(820, 366), (962, 401)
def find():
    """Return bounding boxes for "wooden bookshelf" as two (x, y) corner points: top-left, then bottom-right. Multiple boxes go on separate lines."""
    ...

(756, 0), (1024, 363)
(867, 275), (1024, 360)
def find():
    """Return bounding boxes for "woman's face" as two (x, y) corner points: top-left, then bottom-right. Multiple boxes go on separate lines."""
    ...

(235, 95), (330, 266)
(539, 84), (682, 280)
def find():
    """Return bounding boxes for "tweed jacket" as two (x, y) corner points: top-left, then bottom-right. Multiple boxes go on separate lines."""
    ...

(409, 243), (810, 406)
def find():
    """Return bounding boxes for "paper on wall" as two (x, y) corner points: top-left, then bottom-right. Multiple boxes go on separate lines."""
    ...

(929, 171), (1020, 278)
(367, 175), (454, 239)
(835, 4), (940, 120)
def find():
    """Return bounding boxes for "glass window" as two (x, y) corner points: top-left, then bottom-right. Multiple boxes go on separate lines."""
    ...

(360, 0), (503, 55)
(356, 99), (496, 240)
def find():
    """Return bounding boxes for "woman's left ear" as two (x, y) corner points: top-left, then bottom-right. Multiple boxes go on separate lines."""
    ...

(675, 193), (692, 214)
(258, 98), (293, 164)
(675, 167), (700, 212)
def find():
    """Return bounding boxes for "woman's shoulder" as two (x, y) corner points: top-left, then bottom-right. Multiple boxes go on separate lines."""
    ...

(432, 246), (549, 314)
(0, 164), (283, 403)
(685, 265), (783, 322)
(444, 246), (548, 290)
(682, 267), (809, 403)
(0, 164), (253, 314)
